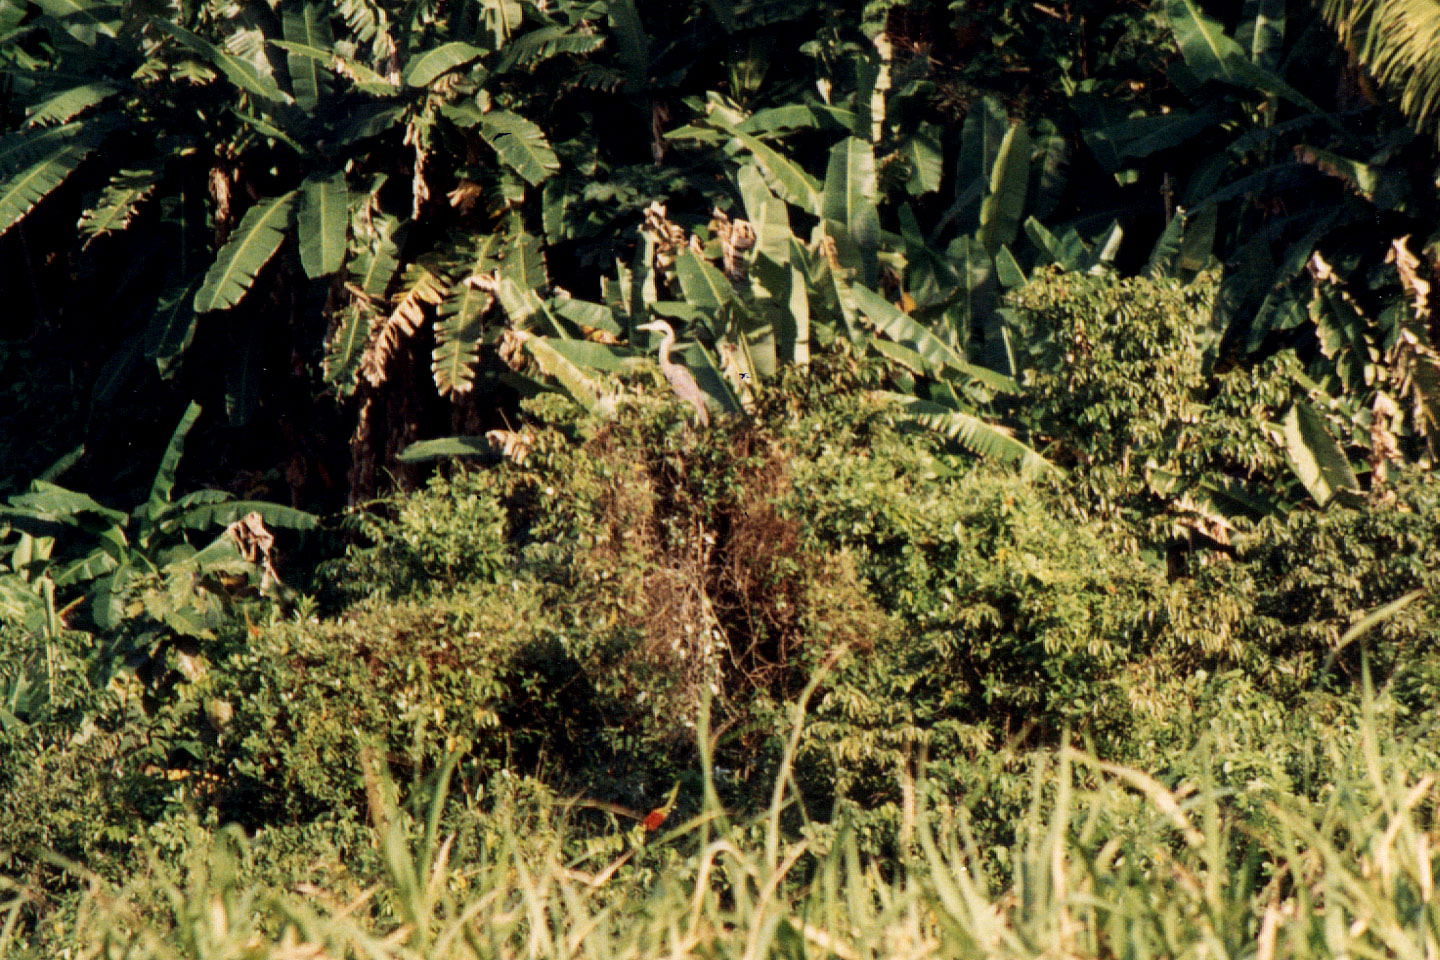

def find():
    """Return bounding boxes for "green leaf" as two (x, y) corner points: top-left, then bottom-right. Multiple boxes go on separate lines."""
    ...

(324, 304), (370, 389)
(403, 41), (485, 88)
(433, 237), (501, 397)
(675, 248), (734, 312)
(31, 0), (117, 44)
(24, 82), (116, 127)
(822, 137), (880, 284)
(283, 2), (333, 111)
(881, 394), (1059, 475)
(479, 111), (559, 185)
(521, 334), (618, 418)
(194, 192), (296, 312)
(0, 129), (99, 236)
(977, 122), (1031, 257)
(1146, 211), (1188, 278)
(144, 276), (202, 378)
(849, 283), (1021, 395)
(171, 500), (318, 531)
(298, 171), (347, 278)
(152, 18), (291, 104)
(499, 228), (547, 291)
(1164, 0), (1337, 121)
(397, 437), (491, 463)
(271, 39), (397, 96)
(994, 245), (1027, 288)
(1282, 399), (1359, 507)
(145, 402), (201, 522)
(901, 124), (943, 195)
(710, 115), (822, 215)
(79, 168), (162, 245)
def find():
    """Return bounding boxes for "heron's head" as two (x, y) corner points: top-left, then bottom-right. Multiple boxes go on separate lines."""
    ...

(635, 319), (674, 337)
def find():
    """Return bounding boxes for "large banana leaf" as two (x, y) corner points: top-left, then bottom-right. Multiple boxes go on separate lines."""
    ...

(849, 282), (1021, 395)
(323, 304), (370, 389)
(521, 333), (618, 418)
(298, 171), (347, 279)
(433, 234), (502, 397)
(821, 137), (880, 285)
(1282, 399), (1360, 507)
(167, 500), (318, 531)
(977, 122), (1031, 256)
(194, 192), (296, 312)
(282, 2), (332, 111)
(144, 402), (202, 526)
(879, 394), (1058, 476)
(479, 111), (559, 185)
(499, 228), (547, 291)
(403, 41), (485, 88)
(0, 129), (98, 235)
(151, 18), (291, 104)
(397, 437), (492, 463)
(676, 248), (735, 312)
(1164, 0), (1337, 123)
(79, 167), (161, 244)
(709, 114), (822, 215)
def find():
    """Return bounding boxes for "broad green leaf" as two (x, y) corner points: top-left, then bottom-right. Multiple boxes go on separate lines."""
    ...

(1282, 399), (1359, 507)
(522, 334), (618, 417)
(1245, 0), (1285, 69)
(479, 111), (559, 185)
(753, 197), (792, 265)
(32, 0), (117, 43)
(79, 167), (162, 244)
(194, 192), (296, 312)
(271, 39), (397, 96)
(152, 18), (291, 104)
(403, 40), (485, 88)
(849, 282), (1021, 395)
(0, 134), (96, 236)
(544, 339), (633, 372)
(500, 229), (547, 291)
(710, 115), (822, 215)
(901, 124), (943, 195)
(397, 436), (491, 462)
(551, 297), (621, 336)
(1165, 0), (1338, 121)
(324, 304), (370, 389)
(977, 122), (1031, 256)
(676, 248), (735, 312)
(283, 2), (333, 111)
(145, 402), (201, 522)
(1165, 0), (1249, 84)
(298, 171), (347, 278)
(144, 276), (202, 378)
(24, 82), (116, 126)
(9, 483), (125, 523)
(172, 500), (319, 530)
(881, 393), (1058, 475)
(822, 137), (880, 284)
(994, 245), (1027, 288)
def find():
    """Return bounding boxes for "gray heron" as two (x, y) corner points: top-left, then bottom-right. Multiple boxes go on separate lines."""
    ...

(636, 319), (710, 428)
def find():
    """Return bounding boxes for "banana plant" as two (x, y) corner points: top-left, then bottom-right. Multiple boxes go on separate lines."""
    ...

(0, 403), (316, 640)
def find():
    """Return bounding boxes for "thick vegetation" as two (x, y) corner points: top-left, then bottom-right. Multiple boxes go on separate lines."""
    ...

(4, 0), (1440, 955)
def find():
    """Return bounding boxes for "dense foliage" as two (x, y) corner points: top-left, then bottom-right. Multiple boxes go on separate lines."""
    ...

(5, 0), (1440, 953)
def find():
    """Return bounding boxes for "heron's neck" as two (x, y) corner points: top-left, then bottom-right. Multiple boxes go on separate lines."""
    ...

(657, 333), (675, 368)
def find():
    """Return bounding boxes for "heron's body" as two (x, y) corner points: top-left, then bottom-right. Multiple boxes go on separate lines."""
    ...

(637, 320), (709, 427)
